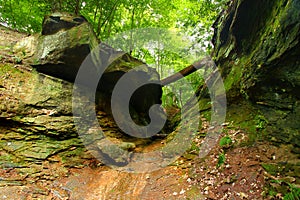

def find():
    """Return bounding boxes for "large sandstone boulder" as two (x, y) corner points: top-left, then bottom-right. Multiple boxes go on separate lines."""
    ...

(14, 13), (163, 120)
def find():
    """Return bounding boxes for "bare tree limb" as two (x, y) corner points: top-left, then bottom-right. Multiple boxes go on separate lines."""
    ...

(161, 57), (212, 86)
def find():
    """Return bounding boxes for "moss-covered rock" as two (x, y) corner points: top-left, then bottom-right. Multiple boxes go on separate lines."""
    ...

(41, 12), (87, 35)
(0, 17), (167, 171)
(0, 62), (87, 165)
(14, 13), (163, 125)
(211, 0), (300, 148)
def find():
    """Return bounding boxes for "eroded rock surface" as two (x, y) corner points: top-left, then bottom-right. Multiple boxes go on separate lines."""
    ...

(0, 25), (164, 188)
(14, 13), (164, 124)
(211, 0), (300, 148)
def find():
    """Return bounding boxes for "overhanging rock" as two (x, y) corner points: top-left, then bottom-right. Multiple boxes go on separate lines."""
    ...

(14, 13), (163, 124)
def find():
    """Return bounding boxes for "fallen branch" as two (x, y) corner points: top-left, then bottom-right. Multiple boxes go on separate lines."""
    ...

(161, 57), (213, 86)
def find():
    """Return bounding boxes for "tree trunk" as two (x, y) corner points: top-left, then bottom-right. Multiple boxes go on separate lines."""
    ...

(75, 0), (81, 15)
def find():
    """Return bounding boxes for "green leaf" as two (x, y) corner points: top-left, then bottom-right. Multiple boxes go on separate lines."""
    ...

(219, 136), (233, 147)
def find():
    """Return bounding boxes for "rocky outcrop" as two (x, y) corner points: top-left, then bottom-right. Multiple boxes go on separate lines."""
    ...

(14, 12), (164, 124)
(2, 13), (167, 169)
(211, 0), (300, 148)
(13, 13), (99, 83)
(42, 12), (87, 35)
(0, 25), (158, 171)
(0, 60), (89, 166)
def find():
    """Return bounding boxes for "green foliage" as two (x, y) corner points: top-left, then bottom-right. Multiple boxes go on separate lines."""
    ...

(174, 0), (229, 51)
(265, 179), (300, 200)
(262, 163), (280, 176)
(0, 0), (50, 33)
(0, 0), (228, 47)
(189, 142), (200, 152)
(219, 135), (233, 148)
(254, 114), (268, 130)
(262, 162), (300, 200)
(216, 152), (225, 168)
(217, 134), (233, 168)
(162, 88), (180, 108)
(284, 184), (300, 200)
(13, 56), (22, 64)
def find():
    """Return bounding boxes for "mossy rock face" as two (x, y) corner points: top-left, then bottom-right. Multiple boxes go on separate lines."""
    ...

(31, 22), (98, 83)
(211, 0), (300, 147)
(0, 63), (89, 165)
(15, 13), (163, 119)
(1, 15), (165, 168)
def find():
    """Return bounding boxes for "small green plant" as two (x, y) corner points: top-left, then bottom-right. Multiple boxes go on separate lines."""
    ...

(254, 114), (268, 130)
(283, 183), (300, 200)
(265, 178), (300, 200)
(13, 56), (22, 64)
(219, 135), (233, 148)
(189, 142), (200, 152)
(217, 152), (225, 168)
(216, 135), (232, 168)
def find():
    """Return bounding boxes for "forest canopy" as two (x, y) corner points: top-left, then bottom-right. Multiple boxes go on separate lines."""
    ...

(0, 0), (227, 42)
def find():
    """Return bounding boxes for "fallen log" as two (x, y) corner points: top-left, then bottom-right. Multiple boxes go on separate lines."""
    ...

(161, 57), (212, 86)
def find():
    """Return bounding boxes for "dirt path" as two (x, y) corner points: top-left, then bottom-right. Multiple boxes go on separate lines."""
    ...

(52, 166), (194, 200)
(1, 140), (297, 200)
